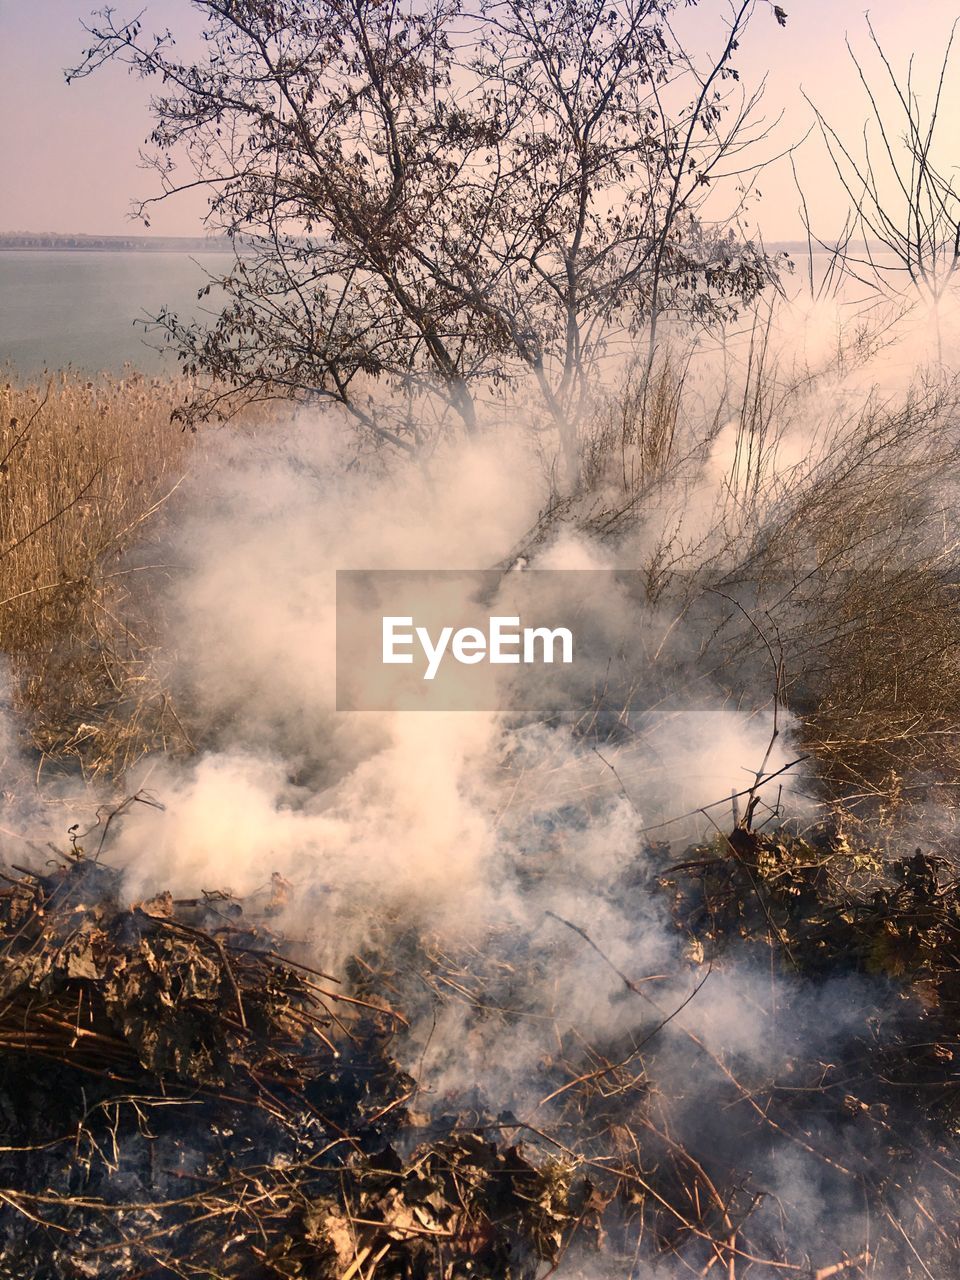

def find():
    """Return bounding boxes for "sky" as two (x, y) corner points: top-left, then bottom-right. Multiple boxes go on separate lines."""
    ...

(1, 0), (959, 241)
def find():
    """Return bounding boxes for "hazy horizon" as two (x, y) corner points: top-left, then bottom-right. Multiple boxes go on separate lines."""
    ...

(3, 0), (960, 244)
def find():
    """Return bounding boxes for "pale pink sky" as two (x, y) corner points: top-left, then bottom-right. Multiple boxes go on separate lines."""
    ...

(1, 0), (958, 241)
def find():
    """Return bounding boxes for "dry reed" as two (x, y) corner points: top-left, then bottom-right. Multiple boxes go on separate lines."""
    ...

(0, 368), (195, 776)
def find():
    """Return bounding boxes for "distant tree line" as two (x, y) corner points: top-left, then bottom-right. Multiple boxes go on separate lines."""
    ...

(0, 232), (232, 252)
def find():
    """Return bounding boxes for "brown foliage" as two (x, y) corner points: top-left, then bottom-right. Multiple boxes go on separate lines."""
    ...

(0, 370), (194, 776)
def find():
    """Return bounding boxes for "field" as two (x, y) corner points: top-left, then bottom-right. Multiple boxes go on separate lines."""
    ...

(5, 300), (960, 819)
(4, 284), (960, 1279)
(9, 0), (960, 1269)
(0, 371), (195, 775)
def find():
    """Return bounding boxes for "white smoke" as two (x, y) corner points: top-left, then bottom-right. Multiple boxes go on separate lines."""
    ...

(103, 409), (803, 940)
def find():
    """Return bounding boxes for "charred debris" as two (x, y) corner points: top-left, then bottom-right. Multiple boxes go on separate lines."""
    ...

(1, 822), (959, 1279)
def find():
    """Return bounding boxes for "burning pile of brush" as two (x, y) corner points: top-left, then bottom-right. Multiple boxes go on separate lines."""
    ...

(2, 827), (960, 1278)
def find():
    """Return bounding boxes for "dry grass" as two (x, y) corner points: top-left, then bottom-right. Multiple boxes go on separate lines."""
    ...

(579, 311), (960, 827)
(750, 379), (960, 822)
(580, 350), (689, 496)
(0, 369), (196, 776)
(4, 314), (960, 820)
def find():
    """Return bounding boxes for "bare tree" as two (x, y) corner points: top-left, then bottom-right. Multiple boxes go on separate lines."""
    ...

(806, 17), (960, 365)
(70, 0), (785, 486)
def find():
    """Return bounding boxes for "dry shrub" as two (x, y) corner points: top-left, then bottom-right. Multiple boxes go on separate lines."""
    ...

(581, 350), (688, 497)
(753, 380), (960, 821)
(682, 373), (960, 824)
(798, 565), (960, 813)
(0, 369), (196, 776)
(580, 309), (960, 825)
